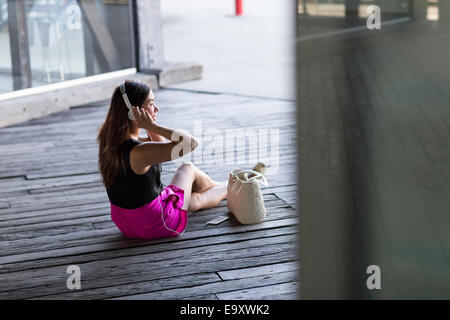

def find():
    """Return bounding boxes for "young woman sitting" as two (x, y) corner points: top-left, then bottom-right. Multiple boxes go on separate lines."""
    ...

(97, 80), (228, 239)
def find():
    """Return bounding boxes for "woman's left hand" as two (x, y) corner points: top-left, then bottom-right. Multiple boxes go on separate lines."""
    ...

(132, 106), (155, 130)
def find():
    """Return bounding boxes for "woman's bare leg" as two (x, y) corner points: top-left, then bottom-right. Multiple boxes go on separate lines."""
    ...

(192, 167), (221, 193)
(169, 162), (227, 212)
(189, 186), (227, 212)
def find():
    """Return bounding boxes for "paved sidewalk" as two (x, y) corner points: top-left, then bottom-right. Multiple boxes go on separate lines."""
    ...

(161, 0), (296, 100)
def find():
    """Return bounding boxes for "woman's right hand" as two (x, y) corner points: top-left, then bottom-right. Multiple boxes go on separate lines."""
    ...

(132, 106), (155, 131)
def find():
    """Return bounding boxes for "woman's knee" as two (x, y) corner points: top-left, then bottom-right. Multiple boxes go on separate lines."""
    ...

(170, 162), (196, 188)
(177, 162), (196, 174)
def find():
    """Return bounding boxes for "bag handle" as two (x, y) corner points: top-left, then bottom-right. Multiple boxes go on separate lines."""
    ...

(231, 169), (268, 186)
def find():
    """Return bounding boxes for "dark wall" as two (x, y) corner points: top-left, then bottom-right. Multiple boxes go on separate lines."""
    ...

(297, 0), (450, 299)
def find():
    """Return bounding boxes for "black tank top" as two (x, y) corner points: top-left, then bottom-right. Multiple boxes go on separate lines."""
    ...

(106, 139), (164, 209)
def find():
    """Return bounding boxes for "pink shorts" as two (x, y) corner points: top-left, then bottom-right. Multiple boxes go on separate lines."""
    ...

(110, 184), (188, 239)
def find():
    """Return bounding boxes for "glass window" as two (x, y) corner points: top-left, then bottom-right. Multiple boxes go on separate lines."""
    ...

(0, 0), (13, 93)
(0, 0), (134, 94)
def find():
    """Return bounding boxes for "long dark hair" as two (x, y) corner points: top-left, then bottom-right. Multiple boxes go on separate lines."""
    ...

(97, 80), (151, 188)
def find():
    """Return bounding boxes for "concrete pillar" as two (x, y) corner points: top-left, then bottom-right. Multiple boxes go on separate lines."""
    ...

(135, 0), (165, 72)
(411, 0), (427, 20)
(133, 0), (202, 87)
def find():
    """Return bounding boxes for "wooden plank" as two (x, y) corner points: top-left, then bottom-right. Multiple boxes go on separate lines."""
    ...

(0, 202), (10, 209)
(0, 224), (96, 243)
(0, 173), (101, 193)
(0, 141), (55, 155)
(28, 182), (103, 195)
(1, 189), (109, 207)
(218, 261), (298, 280)
(0, 195), (108, 214)
(110, 271), (298, 300)
(32, 273), (221, 300)
(0, 215), (110, 236)
(274, 190), (297, 208)
(183, 294), (219, 300)
(0, 202), (109, 222)
(216, 281), (299, 300)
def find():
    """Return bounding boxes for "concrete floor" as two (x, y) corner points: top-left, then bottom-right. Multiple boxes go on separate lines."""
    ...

(161, 0), (296, 100)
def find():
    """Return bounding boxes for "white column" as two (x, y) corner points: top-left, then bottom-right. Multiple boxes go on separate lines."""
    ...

(135, 0), (165, 71)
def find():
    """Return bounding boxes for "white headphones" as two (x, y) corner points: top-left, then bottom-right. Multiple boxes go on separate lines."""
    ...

(119, 82), (135, 121)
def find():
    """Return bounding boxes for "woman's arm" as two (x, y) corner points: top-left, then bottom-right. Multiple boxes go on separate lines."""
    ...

(131, 106), (199, 166)
(138, 129), (164, 143)
(146, 129), (166, 142)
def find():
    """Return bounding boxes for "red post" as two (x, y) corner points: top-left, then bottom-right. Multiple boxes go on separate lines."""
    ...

(235, 0), (243, 16)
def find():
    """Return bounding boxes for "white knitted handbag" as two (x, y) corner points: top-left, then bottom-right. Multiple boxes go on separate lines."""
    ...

(227, 169), (268, 225)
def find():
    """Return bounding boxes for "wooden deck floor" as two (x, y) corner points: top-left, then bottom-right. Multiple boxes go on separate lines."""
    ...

(0, 89), (298, 300)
